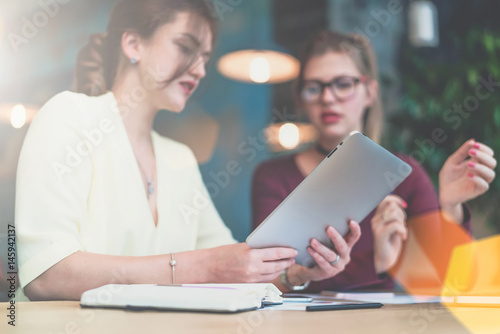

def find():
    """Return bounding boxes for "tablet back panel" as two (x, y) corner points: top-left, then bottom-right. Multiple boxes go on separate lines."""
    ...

(246, 131), (412, 267)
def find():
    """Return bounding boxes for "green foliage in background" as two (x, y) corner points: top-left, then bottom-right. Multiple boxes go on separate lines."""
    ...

(385, 28), (500, 231)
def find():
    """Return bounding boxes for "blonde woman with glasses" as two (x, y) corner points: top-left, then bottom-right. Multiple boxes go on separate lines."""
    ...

(252, 30), (496, 293)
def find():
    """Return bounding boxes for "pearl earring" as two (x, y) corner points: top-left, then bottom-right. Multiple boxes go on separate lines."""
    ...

(130, 57), (137, 64)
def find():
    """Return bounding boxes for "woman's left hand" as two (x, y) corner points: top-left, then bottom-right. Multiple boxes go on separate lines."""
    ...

(439, 139), (496, 222)
(284, 220), (361, 286)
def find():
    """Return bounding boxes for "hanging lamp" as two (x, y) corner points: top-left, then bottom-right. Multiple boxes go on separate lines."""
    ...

(408, 0), (439, 47)
(217, 40), (300, 84)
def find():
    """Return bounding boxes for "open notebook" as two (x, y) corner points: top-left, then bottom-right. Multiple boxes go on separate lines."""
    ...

(80, 283), (282, 313)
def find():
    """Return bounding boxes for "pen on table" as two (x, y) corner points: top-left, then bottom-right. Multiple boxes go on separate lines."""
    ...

(306, 302), (383, 312)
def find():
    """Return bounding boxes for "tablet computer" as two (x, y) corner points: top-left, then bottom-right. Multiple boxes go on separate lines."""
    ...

(246, 131), (412, 267)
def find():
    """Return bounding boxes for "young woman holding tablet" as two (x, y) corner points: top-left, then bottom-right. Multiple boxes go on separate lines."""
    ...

(252, 30), (496, 292)
(15, 1), (361, 300)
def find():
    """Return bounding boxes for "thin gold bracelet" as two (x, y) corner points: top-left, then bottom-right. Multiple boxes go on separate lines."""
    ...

(169, 253), (176, 284)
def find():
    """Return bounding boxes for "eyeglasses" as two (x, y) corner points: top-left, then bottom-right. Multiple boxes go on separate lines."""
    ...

(300, 76), (369, 103)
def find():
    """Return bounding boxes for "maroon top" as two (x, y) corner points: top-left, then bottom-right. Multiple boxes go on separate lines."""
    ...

(251, 153), (471, 292)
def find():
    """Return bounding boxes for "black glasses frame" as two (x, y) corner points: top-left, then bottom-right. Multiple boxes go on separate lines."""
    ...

(300, 75), (369, 103)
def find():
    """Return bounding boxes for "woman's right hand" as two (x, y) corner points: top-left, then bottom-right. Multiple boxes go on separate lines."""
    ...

(284, 220), (361, 286)
(207, 243), (297, 283)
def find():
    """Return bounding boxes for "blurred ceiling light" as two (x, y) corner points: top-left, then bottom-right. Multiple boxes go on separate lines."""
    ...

(0, 103), (38, 129)
(249, 56), (271, 83)
(409, 0), (439, 47)
(278, 123), (300, 150)
(218, 49), (300, 84)
(10, 105), (26, 129)
(265, 122), (318, 152)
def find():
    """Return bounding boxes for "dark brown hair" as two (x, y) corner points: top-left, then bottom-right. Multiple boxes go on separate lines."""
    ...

(294, 30), (383, 143)
(75, 0), (218, 96)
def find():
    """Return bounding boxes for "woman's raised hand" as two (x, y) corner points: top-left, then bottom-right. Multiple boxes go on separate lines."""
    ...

(439, 139), (496, 222)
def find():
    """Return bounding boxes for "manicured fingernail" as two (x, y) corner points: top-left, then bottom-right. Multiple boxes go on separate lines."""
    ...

(468, 162), (476, 168)
(468, 173), (474, 179)
(473, 143), (480, 149)
(312, 239), (319, 246)
(328, 226), (334, 233)
(470, 150), (477, 156)
(402, 200), (408, 209)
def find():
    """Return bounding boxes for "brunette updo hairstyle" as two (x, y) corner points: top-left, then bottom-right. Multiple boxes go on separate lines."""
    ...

(294, 30), (383, 143)
(75, 0), (218, 96)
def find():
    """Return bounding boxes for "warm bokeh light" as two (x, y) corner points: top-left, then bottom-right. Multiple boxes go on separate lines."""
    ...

(217, 50), (300, 84)
(278, 123), (300, 149)
(389, 210), (472, 296)
(387, 210), (500, 332)
(442, 235), (500, 333)
(249, 56), (271, 83)
(264, 122), (317, 152)
(10, 104), (27, 129)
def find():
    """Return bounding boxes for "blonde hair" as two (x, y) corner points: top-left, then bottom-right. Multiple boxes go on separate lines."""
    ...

(294, 30), (383, 143)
